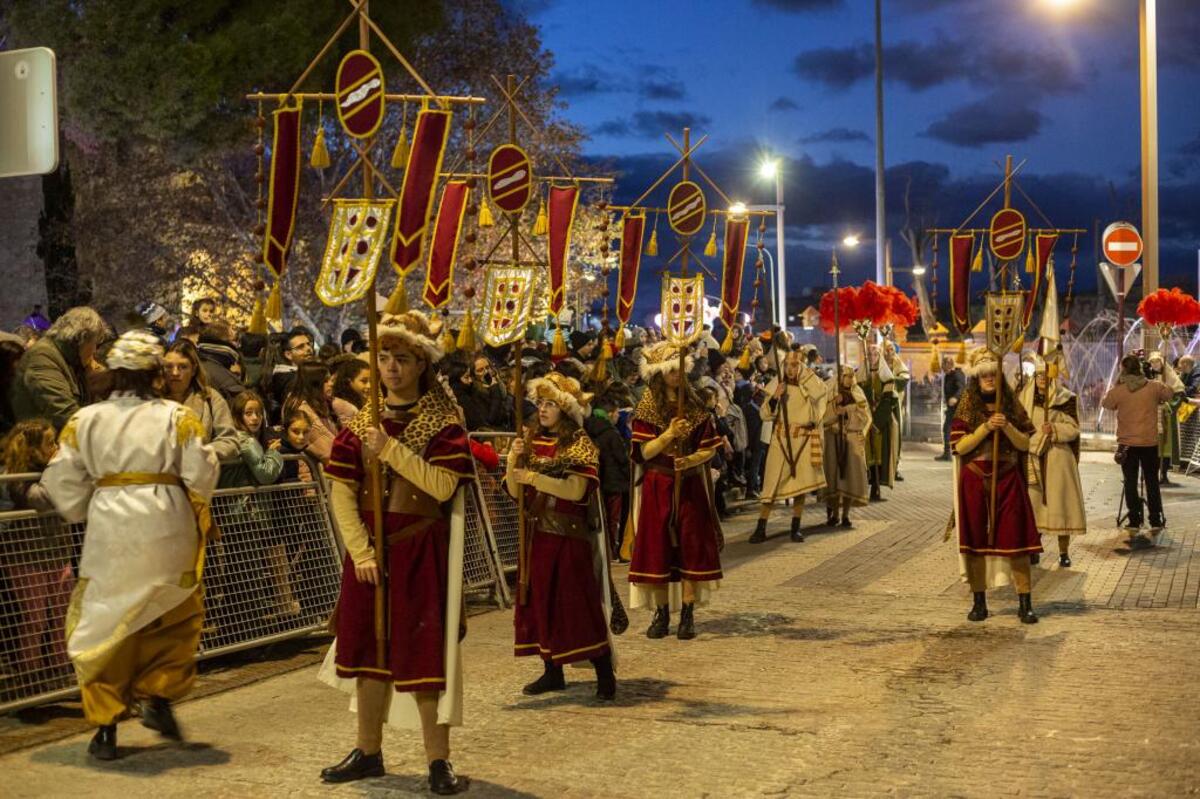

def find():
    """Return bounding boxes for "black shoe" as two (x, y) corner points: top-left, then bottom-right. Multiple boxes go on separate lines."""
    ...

(934, 452), (952, 462)
(967, 592), (988, 622)
(1029, 553), (1040, 566)
(749, 518), (767, 544)
(321, 749), (385, 783)
(1149, 515), (1166, 531)
(869, 486), (883, 502)
(826, 508), (838, 526)
(1059, 553), (1071, 568)
(840, 515), (852, 528)
(646, 605), (670, 639)
(1018, 593), (1038, 624)
(141, 696), (182, 741)
(522, 662), (566, 695)
(895, 472), (904, 482)
(591, 654), (616, 701)
(744, 489), (759, 500)
(677, 603), (696, 640)
(88, 725), (118, 761)
(429, 759), (468, 795)
(789, 516), (804, 543)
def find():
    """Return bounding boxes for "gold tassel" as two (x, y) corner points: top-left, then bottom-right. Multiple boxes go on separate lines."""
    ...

(645, 228), (658, 257)
(970, 243), (983, 273)
(551, 324), (567, 358)
(533, 196), (548, 236)
(614, 326), (626, 349)
(478, 199), (494, 228)
(1024, 242), (1035, 274)
(1010, 334), (1025, 354)
(248, 294), (267, 335)
(383, 280), (408, 315)
(456, 309), (475, 352)
(720, 326), (734, 354)
(310, 127), (331, 169)
(441, 323), (457, 356)
(737, 345), (752, 371)
(265, 281), (283, 322)
(591, 338), (611, 383)
(390, 123), (409, 169)
(956, 340), (967, 364)
(704, 226), (718, 258)
(929, 341), (941, 374)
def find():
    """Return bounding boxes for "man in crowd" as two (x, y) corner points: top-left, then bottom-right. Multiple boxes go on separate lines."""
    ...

(936, 355), (965, 461)
(268, 327), (315, 416)
(190, 298), (218, 327)
(197, 320), (245, 403)
(11, 306), (110, 430)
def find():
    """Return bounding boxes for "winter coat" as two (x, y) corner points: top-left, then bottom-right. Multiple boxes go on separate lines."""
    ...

(198, 340), (245, 403)
(181, 386), (240, 462)
(10, 337), (87, 430)
(584, 412), (631, 495)
(218, 431), (283, 488)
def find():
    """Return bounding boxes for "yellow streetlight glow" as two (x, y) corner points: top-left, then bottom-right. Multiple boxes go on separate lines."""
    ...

(1043, 0), (1080, 10)
(759, 159), (778, 180)
(912, 264), (927, 276)
(728, 201), (748, 217)
(842, 235), (860, 248)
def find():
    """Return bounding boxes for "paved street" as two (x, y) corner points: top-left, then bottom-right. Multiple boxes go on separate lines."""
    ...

(2, 443), (1199, 798)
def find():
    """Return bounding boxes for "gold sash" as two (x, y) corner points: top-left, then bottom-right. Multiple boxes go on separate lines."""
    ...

(96, 472), (215, 581)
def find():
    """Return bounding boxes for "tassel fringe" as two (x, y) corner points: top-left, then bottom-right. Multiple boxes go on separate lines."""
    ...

(704, 228), (718, 258)
(956, 340), (967, 364)
(551, 325), (567, 359)
(310, 127), (330, 169)
(737, 346), (752, 371)
(533, 197), (548, 236)
(456, 309), (476, 352)
(478, 199), (494, 228)
(645, 228), (658, 257)
(720, 327), (734, 354)
(383, 281), (408, 315)
(614, 326), (626, 349)
(390, 124), (409, 170)
(265, 281), (283, 322)
(249, 294), (267, 335)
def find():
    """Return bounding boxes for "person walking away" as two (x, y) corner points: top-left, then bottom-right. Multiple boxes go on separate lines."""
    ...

(936, 356), (965, 461)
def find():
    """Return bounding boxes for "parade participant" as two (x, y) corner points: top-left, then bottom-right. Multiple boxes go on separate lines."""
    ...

(821, 365), (871, 528)
(881, 341), (910, 480)
(1146, 352), (1185, 485)
(1019, 356), (1086, 567)
(749, 349), (827, 544)
(505, 372), (615, 701)
(628, 341), (723, 641)
(858, 342), (901, 501)
(950, 348), (1042, 624)
(40, 330), (220, 760)
(318, 311), (470, 794)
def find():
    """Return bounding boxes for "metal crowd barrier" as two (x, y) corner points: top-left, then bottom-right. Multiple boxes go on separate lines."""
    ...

(1181, 406), (1200, 476)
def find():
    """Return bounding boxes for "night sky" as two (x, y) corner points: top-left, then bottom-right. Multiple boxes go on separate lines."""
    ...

(514, 0), (1200, 320)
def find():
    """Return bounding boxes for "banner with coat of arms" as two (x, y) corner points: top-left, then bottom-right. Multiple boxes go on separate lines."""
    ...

(481, 266), (537, 347)
(315, 199), (396, 307)
(661, 274), (705, 346)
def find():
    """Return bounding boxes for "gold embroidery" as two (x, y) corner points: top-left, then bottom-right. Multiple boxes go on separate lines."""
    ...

(527, 428), (599, 478)
(175, 407), (208, 446)
(632, 390), (707, 439)
(58, 416), (80, 449)
(347, 386), (460, 455)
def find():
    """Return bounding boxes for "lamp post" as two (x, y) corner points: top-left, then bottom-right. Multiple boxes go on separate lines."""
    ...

(873, 0), (887, 285)
(758, 158), (787, 331)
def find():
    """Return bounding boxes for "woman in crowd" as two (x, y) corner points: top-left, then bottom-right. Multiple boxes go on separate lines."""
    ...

(163, 340), (239, 462)
(330, 355), (371, 427)
(222, 391), (283, 488)
(283, 362), (339, 465)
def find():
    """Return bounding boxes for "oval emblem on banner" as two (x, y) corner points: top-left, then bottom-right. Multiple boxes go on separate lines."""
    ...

(668, 181), (707, 237)
(488, 144), (533, 213)
(988, 207), (1026, 261)
(335, 50), (385, 139)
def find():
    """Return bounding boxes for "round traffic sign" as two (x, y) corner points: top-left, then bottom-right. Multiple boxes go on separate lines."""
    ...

(667, 180), (707, 237)
(988, 207), (1026, 261)
(1102, 222), (1143, 267)
(487, 144), (533, 214)
(335, 50), (385, 139)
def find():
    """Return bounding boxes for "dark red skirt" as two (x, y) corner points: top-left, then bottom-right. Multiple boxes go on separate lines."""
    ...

(629, 470), (722, 585)
(514, 529), (610, 665)
(957, 461), (1043, 557)
(335, 515), (449, 692)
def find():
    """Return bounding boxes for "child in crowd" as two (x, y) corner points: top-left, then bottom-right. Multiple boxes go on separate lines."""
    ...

(222, 391), (283, 488)
(278, 409), (315, 485)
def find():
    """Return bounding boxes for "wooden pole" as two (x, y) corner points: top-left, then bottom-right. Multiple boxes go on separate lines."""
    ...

(832, 251), (844, 493)
(987, 155), (1015, 543)
(507, 74), (530, 607)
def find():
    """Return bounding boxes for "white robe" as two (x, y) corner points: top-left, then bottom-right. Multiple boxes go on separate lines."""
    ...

(759, 370), (828, 502)
(1019, 383), (1087, 536)
(40, 394), (219, 683)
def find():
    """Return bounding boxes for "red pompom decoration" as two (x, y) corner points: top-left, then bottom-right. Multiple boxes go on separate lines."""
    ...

(879, 284), (920, 328)
(819, 286), (860, 333)
(856, 281), (892, 325)
(1138, 287), (1200, 326)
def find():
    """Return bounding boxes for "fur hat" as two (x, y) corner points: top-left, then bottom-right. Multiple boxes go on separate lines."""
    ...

(106, 329), (164, 372)
(377, 310), (443, 363)
(527, 371), (593, 425)
(638, 341), (694, 381)
(965, 346), (1000, 378)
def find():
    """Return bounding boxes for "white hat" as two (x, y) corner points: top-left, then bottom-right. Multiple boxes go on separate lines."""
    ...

(376, 310), (443, 363)
(106, 330), (164, 371)
(527, 372), (593, 425)
(638, 341), (694, 381)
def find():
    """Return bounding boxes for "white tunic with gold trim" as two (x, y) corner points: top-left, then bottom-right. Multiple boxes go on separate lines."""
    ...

(759, 369), (828, 501)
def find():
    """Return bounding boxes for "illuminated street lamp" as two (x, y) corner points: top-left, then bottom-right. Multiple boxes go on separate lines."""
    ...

(756, 157), (787, 330)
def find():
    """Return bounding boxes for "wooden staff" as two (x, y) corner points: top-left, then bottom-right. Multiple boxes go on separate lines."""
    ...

(1038, 360), (1057, 506)
(987, 157), (1015, 545)
(831, 251), (845, 490)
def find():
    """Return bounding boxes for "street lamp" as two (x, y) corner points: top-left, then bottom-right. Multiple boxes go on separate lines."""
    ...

(756, 156), (787, 332)
(843, 235), (861, 248)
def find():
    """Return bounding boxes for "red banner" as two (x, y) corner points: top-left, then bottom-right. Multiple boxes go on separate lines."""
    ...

(262, 101), (303, 278)
(950, 233), (973, 335)
(1025, 232), (1058, 328)
(618, 213), (644, 325)
(547, 184), (579, 318)
(718, 216), (749, 329)
(390, 108), (452, 276)
(422, 181), (469, 310)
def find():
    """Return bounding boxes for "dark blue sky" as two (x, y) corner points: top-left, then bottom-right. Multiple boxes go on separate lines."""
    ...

(516, 0), (1200, 316)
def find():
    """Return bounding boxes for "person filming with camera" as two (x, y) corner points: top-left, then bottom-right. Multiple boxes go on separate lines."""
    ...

(1102, 352), (1175, 543)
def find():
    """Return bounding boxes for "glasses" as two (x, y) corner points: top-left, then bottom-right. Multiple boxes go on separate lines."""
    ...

(535, 399), (560, 411)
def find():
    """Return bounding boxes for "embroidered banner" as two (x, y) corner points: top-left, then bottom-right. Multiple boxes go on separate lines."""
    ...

(481, 266), (537, 347)
(1024, 232), (1058, 328)
(718, 215), (750, 330)
(985, 292), (1025, 355)
(389, 108), (452, 276)
(547, 184), (580, 319)
(422, 181), (470, 310)
(949, 233), (974, 335)
(335, 50), (385, 139)
(661, 274), (705, 346)
(262, 100), (303, 279)
(315, 199), (396, 307)
(617, 213), (645, 325)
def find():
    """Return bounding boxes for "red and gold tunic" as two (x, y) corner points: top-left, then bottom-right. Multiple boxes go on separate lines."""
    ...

(510, 429), (610, 665)
(324, 390), (472, 691)
(629, 391), (723, 586)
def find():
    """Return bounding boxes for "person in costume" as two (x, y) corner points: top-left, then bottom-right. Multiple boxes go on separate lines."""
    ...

(749, 349), (827, 544)
(950, 347), (1042, 624)
(318, 311), (470, 795)
(628, 341), (723, 641)
(1018, 356), (1086, 567)
(821, 365), (871, 528)
(40, 330), (220, 760)
(881, 340), (910, 480)
(858, 343), (901, 501)
(1146, 352), (1185, 485)
(505, 372), (615, 701)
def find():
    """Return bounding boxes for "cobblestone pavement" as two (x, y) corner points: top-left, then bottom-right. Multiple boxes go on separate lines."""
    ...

(2, 444), (1199, 798)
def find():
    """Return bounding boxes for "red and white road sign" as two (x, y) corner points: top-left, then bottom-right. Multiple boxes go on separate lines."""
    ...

(1102, 222), (1143, 267)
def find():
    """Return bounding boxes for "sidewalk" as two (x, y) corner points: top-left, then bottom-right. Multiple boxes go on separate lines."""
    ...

(1, 443), (1198, 797)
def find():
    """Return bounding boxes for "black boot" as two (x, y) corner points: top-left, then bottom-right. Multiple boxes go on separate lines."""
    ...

(591, 654), (616, 701)
(826, 506), (838, 526)
(88, 724), (118, 761)
(321, 749), (385, 783)
(646, 605), (670, 639)
(1059, 553), (1071, 568)
(429, 759), (468, 795)
(840, 513), (852, 529)
(749, 518), (767, 544)
(967, 592), (988, 622)
(1030, 553), (1040, 566)
(789, 515), (804, 542)
(522, 661), (566, 695)
(1018, 593), (1038, 624)
(934, 449), (952, 462)
(141, 696), (182, 741)
(677, 602), (696, 640)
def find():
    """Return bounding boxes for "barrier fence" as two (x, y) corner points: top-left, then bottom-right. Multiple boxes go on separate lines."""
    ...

(0, 451), (511, 715)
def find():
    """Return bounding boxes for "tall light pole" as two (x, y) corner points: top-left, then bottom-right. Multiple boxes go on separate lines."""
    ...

(873, 0), (887, 285)
(758, 159), (787, 331)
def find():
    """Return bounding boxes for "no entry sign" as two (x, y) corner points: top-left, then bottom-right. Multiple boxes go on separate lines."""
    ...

(1102, 222), (1143, 267)
(988, 207), (1026, 261)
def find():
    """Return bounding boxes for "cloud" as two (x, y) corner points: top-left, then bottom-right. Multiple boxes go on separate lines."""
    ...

(922, 94), (1043, 147)
(751, 0), (842, 10)
(800, 127), (871, 144)
(639, 77), (686, 100)
(552, 65), (621, 98)
(792, 44), (873, 89)
(769, 96), (801, 112)
(594, 110), (712, 139)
